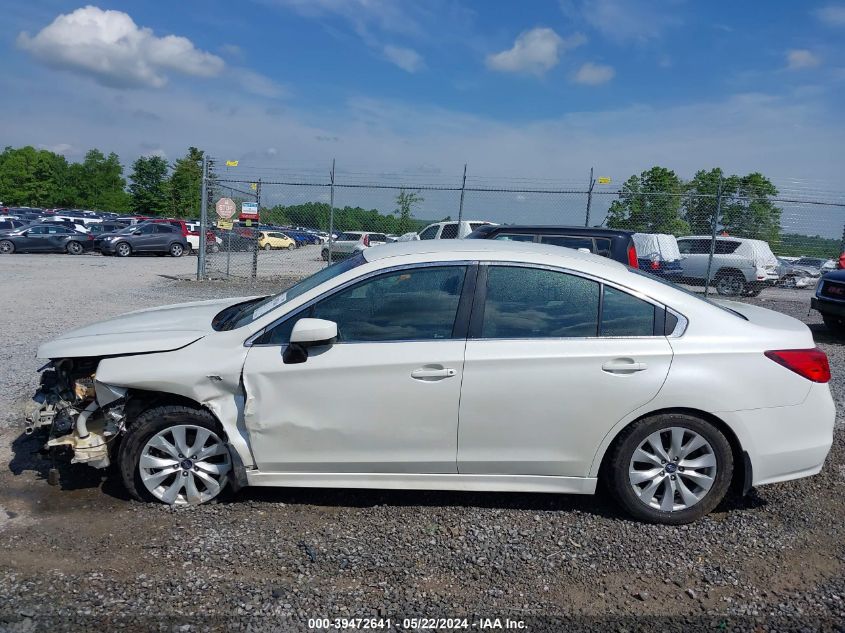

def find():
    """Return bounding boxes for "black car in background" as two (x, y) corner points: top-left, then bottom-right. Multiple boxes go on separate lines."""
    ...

(812, 269), (845, 335)
(0, 224), (94, 255)
(0, 218), (29, 232)
(96, 223), (188, 257)
(466, 225), (639, 267)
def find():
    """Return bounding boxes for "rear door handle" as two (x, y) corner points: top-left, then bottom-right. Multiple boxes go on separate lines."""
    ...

(602, 359), (648, 374)
(411, 366), (457, 380)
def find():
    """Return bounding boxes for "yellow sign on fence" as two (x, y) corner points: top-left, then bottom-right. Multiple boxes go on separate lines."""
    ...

(217, 219), (233, 230)
(225, 160), (239, 167)
(597, 176), (611, 184)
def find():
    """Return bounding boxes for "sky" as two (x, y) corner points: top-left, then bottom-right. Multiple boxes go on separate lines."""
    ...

(2, 0), (844, 219)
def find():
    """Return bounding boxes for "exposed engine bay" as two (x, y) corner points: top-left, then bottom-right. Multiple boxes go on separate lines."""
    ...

(26, 358), (128, 470)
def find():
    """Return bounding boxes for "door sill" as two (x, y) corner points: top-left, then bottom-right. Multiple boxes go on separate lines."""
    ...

(246, 471), (597, 495)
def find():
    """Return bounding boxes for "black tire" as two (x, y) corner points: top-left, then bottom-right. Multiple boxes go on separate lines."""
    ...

(822, 314), (845, 336)
(263, 243), (272, 251)
(66, 240), (84, 255)
(287, 243), (295, 251)
(321, 249), (329, 261)
(606, 413), (734, 524)
(0, 239), (15, 255)
(119, 405), (230, 504)
(184, 244), (193, 256)
(714, 272), (746, 297)
(115, 241), (132, 257)
(169, 242), (185, 257)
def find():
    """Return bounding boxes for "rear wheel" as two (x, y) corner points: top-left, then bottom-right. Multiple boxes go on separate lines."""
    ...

(66, 240), (84, 255)
(0, 240), (14, 254)
(169, 242), (185, 257)
(115, 242), (132, 257)
(714, 272), (746, 296)
(822, 314), (845, 336)
(119, 406), (232, 505)
(607, 413), (733, 524)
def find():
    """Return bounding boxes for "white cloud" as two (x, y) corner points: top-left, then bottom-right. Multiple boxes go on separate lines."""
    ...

(573, 62), (615, 85)
(561, 0), (682, 44)
(786, 49), (821, 70)
(16, 5), (224, 89)
(233, 68), (286, 98)
(487, 28), (586, 76)
(815, 5), (845, 26)
(383, 45), (425, 73)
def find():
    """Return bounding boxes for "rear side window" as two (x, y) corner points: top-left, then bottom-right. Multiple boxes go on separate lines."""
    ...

(493, 233), (535, 242)
(714, 240), (740, 254)
(338, 232), (361, 241)
(600, 286), (656, 336)
(539, 235), (594, 251)
(156, 225), (176, 233)
(481, 266), (599, 338)
(440, 223), (459, 239)
(678, 239), (711, 254)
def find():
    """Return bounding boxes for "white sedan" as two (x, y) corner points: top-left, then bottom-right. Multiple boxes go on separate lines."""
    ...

(28, 241), (834, 523)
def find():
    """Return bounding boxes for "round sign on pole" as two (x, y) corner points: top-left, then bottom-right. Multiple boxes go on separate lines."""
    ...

(215, 197), (236, 219)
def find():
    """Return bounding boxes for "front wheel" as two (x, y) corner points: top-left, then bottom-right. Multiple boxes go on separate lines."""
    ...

(115, 242), (132, 257)
(287, 243), (296, 251)
(119, 406), (232, 505)
(169, 243), (185, 257)
(607, 414), (733, 524)
(0, 240), (15, 254)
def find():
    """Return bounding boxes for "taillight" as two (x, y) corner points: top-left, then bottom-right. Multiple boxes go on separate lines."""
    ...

(627, 244), (639, 268)
(362, 234), (370, 247)
(765, 348), (830, 383)
(650, 260), (660, 270)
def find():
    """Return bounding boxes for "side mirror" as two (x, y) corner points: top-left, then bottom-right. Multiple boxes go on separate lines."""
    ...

(283, 318), (338, 364)
(133, 229), (142, 235)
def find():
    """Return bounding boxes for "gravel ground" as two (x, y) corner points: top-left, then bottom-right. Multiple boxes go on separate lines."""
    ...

(1, 254), (843, 632)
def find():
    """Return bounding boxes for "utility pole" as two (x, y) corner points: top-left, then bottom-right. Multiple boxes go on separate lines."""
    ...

(457, 163), (467, 225)
(251, 179), (261, 279)
(585, 167), (596, 227)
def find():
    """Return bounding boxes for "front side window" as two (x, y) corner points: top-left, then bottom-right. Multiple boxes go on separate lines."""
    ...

(481, 266), (599, 338)
(139, 224), (156, 235)
(312, 266), (466, 342)
(418, 225), (439, 240)
(600, 286), (655, 336)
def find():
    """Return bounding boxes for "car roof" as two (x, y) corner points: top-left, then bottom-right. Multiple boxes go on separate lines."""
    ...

(473, 224), (632, 238)
(362, 237), (626, 269)
(680, 235), (759, 243)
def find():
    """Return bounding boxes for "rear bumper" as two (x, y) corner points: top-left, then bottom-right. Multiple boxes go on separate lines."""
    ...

(720, 383), (835, 487)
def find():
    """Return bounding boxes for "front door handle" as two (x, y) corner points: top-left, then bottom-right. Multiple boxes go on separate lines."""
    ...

(411, 366), (457, 381)
(602, 359), (648, 374)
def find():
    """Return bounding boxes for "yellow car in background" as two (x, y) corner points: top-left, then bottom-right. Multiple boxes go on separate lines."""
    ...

(258, 231), (296, 251)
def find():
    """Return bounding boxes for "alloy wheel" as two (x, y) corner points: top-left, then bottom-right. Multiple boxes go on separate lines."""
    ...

(0, 240), (13, 254)
(116, 243), (131, 257)
(171, 244), (184, 257)
(139, 424), (231, 505)
(628, 427), (717, 512)
(67, 241), (83, 255)
(715, 275), (743, 296)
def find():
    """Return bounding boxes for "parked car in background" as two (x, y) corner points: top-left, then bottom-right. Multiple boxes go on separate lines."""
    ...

(321, 231), (388, 260)
(776, 257), (813, 288)
(28, 240), (834, 523)
(36, 218), (90, 233)
(0, 224), (94, 255)
(88, 221), (131, 235)
(467, 224), (639, 267)
(184, 222), (221, 253)
(96, 223), (188, 257)
(418, 220), (494, 240)
(632, 233), (683, 280)
(258, 231), (296, 251)
(283, 229), (321, 246)
(676, 236), (779, 296)
(213, 228), (257, 252)
(812, 269), (845, 335)
(791, 257), (835, 278)
(0, 218), (30, 232)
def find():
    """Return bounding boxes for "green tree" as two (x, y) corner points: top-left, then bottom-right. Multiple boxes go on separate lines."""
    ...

(0, 146), (71, 207)
(605, 166), (689, 235)
(721, 173), (781, 244)
(394, 189), (424, 234)
(129, 155), (169, 213)
(168, 147), (204, 218)
(69, 149), (130, 211)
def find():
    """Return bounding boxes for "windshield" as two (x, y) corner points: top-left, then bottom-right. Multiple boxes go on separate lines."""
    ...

(213, 252), (367, 331)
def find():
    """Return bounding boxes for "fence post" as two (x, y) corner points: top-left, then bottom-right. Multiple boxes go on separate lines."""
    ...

(585, 167), (595, 227)
(197, 154), (208, 280)
(251, 179), (261, 279)
(457, 163), (467, 225)
(328, 159), (335, 266)
(703, 175), (723, 297)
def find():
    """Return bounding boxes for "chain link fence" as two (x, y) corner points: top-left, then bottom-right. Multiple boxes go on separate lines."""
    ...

(197, 158), (845, 297)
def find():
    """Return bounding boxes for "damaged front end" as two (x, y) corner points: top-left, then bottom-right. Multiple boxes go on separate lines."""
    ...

(26, 358), (128, 470)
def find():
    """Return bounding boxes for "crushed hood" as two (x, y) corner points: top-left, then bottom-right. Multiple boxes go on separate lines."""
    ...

(37, 296), (257, 359)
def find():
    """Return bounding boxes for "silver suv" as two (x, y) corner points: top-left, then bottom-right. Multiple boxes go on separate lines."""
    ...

(676, 235), (779, 296)
(321, 231), (388, 260)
